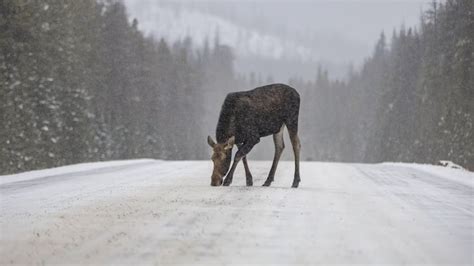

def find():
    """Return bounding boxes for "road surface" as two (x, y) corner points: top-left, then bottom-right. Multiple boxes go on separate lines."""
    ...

(1, 160), (473, 265)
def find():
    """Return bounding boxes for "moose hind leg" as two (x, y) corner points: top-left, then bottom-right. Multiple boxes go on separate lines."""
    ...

(263, 126), (285, 187)
(242, 156), (253, 186)
(288, 129), (301, 188)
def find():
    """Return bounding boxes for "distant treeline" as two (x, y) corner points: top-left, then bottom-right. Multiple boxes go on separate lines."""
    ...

(1, 0), (472, 174)
(291, 0), (473, 169)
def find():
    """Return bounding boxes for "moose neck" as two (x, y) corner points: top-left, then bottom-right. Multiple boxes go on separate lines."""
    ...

(216, 110), (235, 144)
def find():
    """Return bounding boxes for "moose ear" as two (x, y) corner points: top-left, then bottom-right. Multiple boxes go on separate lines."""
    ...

(207, 136), (216, 148)
(224, 136), (235, 150)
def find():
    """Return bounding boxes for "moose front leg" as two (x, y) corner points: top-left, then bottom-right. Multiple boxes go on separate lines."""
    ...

(237, 143), (253, 186)
(223, 140), (258, 186)
(242, 156), (253, 186)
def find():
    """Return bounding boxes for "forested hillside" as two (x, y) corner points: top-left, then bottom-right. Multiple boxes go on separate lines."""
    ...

(292, 0), (473, 169)
(1, 0), (472, 174)
(1, 0), (237, 173)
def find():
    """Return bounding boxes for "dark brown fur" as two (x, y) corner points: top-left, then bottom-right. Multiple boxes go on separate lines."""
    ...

(208, 83), (301, 187)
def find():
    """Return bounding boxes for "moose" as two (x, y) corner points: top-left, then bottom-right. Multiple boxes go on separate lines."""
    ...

(207, 83), (301, 188)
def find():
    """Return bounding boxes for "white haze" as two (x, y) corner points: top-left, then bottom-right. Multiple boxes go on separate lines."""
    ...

(124, 0), (428, 80)
(123, 0), (430, 160)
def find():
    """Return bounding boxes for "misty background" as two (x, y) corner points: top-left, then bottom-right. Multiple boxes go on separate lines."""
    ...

(125, 0), (425, 80)
(1, 0), (472, 174)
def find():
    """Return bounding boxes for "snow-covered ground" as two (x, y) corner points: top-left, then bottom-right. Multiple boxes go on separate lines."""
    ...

(1, 160), (473, 265)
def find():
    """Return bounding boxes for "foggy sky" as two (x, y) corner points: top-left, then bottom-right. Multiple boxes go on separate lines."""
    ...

(125, 0), (429, 73)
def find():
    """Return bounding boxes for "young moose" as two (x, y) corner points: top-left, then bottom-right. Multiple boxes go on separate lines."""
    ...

(207, 83), (301, 187)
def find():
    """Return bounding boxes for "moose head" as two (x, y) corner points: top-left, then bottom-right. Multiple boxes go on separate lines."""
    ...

(207, 136), (235, 186)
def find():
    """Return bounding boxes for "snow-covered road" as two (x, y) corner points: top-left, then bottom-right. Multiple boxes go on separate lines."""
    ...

(1, 160), (473, 265)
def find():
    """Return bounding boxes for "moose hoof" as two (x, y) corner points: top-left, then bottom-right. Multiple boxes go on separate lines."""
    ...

(262, 180), (272, 187)
(223, 178), (232, 186)
(246, 181), (253, 186)
(291, 180), (300, 188)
